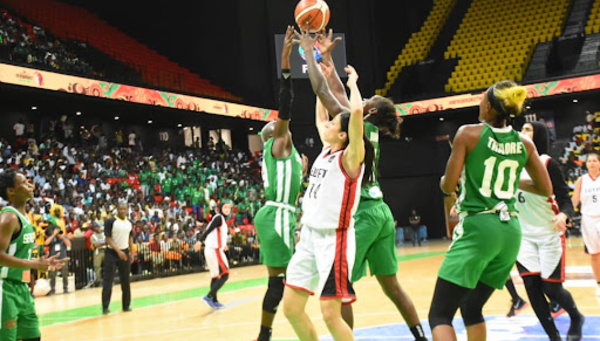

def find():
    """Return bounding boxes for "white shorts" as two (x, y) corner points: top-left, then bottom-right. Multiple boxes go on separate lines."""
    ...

(582, 215), (600, 255)
(517, 233), (565, 281)
(285, 225), (356, 303)
(204, 247), (229, 279)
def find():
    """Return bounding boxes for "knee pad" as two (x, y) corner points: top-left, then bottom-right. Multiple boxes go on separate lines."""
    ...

(263, 276), (285, 314)
(429, 278), (471, 330)
(460, 282), (494, 327)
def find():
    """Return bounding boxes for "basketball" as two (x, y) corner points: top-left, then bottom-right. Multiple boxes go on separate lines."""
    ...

(294, 0), (330, 33)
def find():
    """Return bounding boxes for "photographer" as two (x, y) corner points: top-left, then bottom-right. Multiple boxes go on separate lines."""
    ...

(45, 223), (71, 295)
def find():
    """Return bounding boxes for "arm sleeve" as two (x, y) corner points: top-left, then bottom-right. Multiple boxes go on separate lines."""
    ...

(104, 218), (115, 238)
(199, 216), (222, 242)
(277, 69), (293, 121)
(547, 159), (575, 219)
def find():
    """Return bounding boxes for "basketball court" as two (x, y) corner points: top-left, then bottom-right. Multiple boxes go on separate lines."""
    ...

(38, 237), (600, 340)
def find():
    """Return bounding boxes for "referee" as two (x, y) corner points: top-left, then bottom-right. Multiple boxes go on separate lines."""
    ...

(101, 202), (133, 314)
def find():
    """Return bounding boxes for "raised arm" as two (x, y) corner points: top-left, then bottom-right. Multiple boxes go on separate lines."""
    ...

(315, 97), (330, 149)
(272, 25), (295, 159)
(341, 65), (365, 179)
(296, 26), (347, 115)
(318, 29), (350, 112)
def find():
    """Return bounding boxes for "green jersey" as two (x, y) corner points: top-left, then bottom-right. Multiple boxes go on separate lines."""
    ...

(361, 122), (383, 200)
(191, 189), (205, 205)
(0, 207), (35, 283)
(261, 138), (303, 206)
(459, 124), (528, 214)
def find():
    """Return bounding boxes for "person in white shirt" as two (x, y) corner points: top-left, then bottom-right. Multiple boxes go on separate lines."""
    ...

(199, 202), (232, 309)
(572, 152), (600, 299)
(101, 202), (133, 315)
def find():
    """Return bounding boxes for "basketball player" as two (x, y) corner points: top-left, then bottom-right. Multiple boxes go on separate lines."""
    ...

(283, 64), (373, 341)
(0, 170), (68, 341)
(200, 202), (232, 309)
(515, 121), (584, 341)
(253, 25), (307, 341)
(429, 81), (552, 340)
(572, 152), (600, 298)
(297, 27), (426, 340)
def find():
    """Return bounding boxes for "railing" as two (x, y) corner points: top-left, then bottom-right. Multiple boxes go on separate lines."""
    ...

(67, 237), (260, 289)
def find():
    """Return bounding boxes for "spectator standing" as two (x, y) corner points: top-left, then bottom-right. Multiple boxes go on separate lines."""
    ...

(91, 223), (106, 287)
(45, 224), (71, 295)
(101, 202), (133, 314)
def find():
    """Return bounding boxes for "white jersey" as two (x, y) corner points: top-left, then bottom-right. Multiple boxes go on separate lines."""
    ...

(515, 155), (560, 237)
(204, 214), (228, 249)
(580, 172), (600, 217)
(301, 148), (364, 230)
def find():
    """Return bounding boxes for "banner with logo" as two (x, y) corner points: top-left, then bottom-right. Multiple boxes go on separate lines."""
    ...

(395, 74), (600, 116)
(0, 63), (278, 121)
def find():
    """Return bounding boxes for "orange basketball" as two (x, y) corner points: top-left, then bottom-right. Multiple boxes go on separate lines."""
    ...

(294, 0), (330, 33)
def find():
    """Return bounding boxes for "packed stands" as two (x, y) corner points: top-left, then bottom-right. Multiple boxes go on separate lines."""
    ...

(0, 0), (240, 101)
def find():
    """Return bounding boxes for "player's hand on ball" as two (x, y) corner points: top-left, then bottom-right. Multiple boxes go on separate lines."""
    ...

(295, 24), (317, 52)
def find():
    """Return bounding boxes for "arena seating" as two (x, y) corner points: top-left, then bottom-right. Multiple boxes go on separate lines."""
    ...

(586, 0), (600, 34)
(378, 0), (457, 96)
(444, 0), (570, 93)
(0, 0), (240, 101)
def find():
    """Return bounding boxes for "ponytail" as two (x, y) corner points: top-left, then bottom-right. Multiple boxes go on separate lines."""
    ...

(487, 80), (527, 125)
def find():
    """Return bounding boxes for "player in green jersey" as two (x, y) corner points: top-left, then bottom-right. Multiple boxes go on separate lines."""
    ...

(430, 81), (552, 341)
(253, 25), (308, 341)
(0, 170), (68, 341)
(299, 27), (426, 340)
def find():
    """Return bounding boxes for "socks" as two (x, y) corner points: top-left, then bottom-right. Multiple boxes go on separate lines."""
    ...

(257, 326), (272, 341)
(410, 324), (427, 341)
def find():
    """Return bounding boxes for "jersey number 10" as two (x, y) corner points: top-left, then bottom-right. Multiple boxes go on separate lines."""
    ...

(479, 156), (519, 199)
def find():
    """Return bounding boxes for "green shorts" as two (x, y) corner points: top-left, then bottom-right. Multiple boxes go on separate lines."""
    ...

(438, 213), (521, 290)
(352, 199), (398, 282)
(254, 205), (296, 268)
(0, 279), (40, 341)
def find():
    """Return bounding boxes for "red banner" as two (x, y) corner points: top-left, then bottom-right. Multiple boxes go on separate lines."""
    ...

(395, 74), (600, 116)
(0, 63), (278, 121)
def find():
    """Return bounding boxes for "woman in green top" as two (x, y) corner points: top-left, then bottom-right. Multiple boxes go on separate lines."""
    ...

(430, 81), (552, 341)
(0, 170), (68, 341)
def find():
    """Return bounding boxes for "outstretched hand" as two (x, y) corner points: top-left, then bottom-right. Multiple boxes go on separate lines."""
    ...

(345, 65), (358, 87)
(317, 28), (342, 56)
(46, 253), (70, 271)
(282, 25), (295, 59)
(294, 24), (318, 54)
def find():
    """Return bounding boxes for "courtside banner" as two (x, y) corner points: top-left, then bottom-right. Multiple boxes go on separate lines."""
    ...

(0, 63), (279, 122)
(396, 73), (600, 116)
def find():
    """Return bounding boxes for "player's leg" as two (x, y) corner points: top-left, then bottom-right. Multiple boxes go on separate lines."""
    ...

(505, 277), (527, 317)
(15, 282), (41, 341)
(460, 281), (495, 341)
(429, 277), (471, 341)
(321, 299), (354, 341)
(254, 207), (295, 340)
(0, 281), (20, 341)
(376, 275), (426, 340)
(283, 287), (318, 341)
(117, 250), (132, 311)
(538, 234), (584, 340)
(257, 266), (286, 341)
(581, 215), (600, 295)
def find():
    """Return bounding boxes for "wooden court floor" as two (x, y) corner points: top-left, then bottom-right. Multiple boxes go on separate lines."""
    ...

(37, 237), (600, 341)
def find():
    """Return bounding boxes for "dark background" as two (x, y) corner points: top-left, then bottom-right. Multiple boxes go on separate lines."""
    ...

(0, 0), (597, 238)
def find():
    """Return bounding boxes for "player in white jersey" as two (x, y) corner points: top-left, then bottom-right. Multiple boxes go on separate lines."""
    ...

(199, 202), (232, 309)
(572, 152), (600, 298)
(516, 122), (584, 341)
(282, 52), (374, 341)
